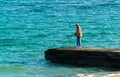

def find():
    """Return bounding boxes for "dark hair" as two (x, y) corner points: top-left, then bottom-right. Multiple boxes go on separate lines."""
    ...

(76, 24), (79, 26)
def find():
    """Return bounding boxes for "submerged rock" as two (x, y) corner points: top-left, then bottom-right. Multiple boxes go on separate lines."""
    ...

(45, 47), (120, 68)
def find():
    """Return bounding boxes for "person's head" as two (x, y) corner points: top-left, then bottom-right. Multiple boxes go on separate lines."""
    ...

(76, 23), (79, 28)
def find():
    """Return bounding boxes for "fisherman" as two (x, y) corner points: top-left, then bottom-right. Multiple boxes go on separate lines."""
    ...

(74, 23), (82, 47)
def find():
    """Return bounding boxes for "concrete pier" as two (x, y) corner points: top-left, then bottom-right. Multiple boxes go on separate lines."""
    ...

(45, 47), (120, 68)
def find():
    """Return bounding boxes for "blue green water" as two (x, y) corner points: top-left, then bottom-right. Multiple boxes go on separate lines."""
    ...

(0, 0), (120, 77)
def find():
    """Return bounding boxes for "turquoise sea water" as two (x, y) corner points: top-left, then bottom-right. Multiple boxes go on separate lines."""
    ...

(0, 0), (120, 77)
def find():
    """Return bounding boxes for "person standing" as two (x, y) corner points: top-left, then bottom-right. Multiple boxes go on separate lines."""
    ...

(74, 23), (82, 47)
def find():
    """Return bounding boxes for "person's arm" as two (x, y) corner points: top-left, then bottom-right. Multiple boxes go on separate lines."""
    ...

(74, 32), (77, 36)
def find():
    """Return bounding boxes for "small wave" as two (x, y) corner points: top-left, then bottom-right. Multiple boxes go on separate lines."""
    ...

(102, 73), (120, 77)
(0, 59), (46, 65)
(0, 38), (15, 46)
(1, 0), (120, 8)
(94, 2), (120, 7)
(75, 73), (95, 77)
(32, 33), (48, 38)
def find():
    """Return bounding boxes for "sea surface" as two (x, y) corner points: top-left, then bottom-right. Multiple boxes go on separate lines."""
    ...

(0, 0), (120, 77)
